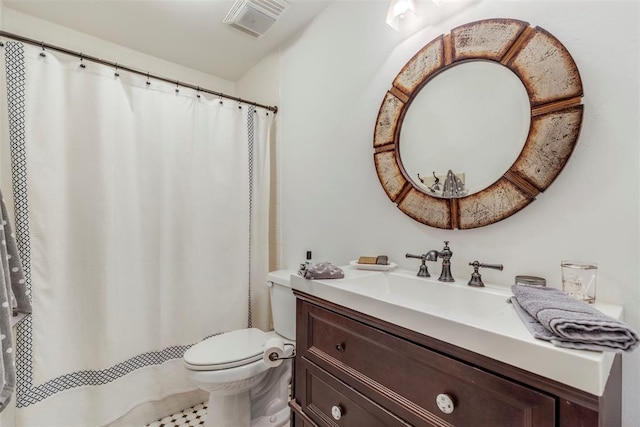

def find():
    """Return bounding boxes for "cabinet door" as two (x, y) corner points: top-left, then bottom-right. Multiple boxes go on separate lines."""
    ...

(299, 300), (556, 427)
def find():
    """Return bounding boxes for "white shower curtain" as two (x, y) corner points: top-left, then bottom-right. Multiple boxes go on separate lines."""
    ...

(3, 42), (272, 426)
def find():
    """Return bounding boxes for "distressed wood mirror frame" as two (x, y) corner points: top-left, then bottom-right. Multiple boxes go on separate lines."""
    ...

(373, 18), (583, 229)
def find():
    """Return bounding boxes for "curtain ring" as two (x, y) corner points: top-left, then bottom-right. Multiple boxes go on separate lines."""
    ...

(196, 86), (201, 99)
(39, 41), (46, 57)
(175, 80), (180, 94)
(146, 72), (151, 85)
(79, 53), (86, 68)
(219, 94), (223, 105)
(114, 63), (120, 77)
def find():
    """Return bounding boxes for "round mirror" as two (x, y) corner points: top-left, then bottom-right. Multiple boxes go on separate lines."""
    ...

(373, 18), (584, 229)
(400, 61), (531, 198)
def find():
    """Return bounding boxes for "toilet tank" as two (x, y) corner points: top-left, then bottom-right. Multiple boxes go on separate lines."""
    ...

(266, 270), (296, 341)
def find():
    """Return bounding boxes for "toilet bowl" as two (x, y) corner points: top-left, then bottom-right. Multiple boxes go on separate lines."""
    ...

(183, 270), (296, 427)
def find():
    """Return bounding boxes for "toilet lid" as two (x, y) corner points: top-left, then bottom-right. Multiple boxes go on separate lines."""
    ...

(184, 328), (267, 371)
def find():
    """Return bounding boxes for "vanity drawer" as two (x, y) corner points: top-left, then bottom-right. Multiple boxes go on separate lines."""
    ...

(299, 300), (555, 426)
(296, 358), (409, 427)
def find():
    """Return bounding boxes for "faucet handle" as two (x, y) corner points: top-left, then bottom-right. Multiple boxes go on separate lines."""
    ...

(406, 253), (435, 277)
(440, 241), (452, 258)
(468, 261), (503, 287)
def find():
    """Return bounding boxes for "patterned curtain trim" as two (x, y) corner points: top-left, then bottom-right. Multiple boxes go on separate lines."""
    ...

(247, 107), (254, 328)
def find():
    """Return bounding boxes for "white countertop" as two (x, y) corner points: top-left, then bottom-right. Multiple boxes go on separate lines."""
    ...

(290, 265), (622, 396)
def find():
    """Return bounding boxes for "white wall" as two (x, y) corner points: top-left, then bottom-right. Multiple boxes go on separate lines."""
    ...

(268, 0), (639, 424)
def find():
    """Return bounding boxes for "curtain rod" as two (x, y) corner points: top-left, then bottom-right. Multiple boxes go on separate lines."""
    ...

(0, 30), (278, 114)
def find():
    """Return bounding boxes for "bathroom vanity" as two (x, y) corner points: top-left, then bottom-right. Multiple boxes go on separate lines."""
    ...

(288, 268), (622, 427)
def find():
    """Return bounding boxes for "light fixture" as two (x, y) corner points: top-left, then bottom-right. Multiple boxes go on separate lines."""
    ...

(386, 0), (419, 31)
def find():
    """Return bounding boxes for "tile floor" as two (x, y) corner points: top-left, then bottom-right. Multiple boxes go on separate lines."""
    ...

(146, 403), (207, 427)
(145, 402), (291, 427)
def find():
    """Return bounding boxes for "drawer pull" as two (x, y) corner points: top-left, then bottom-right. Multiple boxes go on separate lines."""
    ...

(331, 404), (343, 420)
(436, 394), (455, 414)
(336, 343), (345, 352)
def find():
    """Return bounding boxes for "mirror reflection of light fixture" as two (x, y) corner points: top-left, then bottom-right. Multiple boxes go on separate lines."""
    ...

(386, 0), (419, 31)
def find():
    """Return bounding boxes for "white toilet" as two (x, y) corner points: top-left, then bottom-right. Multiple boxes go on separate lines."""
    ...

(183, 270), (296, 427)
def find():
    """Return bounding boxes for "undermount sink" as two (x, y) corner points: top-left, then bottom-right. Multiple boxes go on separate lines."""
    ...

(290, 265), (623, 396)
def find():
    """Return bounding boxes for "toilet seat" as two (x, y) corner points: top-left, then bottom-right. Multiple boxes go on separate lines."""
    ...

(184, 328), (267, 371)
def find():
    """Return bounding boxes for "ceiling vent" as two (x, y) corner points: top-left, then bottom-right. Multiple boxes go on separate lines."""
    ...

(223, 0), (290, 38)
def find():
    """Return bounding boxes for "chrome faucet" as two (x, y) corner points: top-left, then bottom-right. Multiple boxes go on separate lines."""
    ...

(406, 241), (454, 282)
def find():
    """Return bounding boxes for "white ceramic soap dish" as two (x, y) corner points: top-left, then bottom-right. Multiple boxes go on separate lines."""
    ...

(350, 260), (397, 271)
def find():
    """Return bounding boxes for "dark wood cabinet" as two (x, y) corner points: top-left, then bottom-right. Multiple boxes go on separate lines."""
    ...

(290, 291), (621, 427)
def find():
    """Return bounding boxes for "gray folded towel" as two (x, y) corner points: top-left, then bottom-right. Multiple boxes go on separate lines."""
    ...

(510, 284), (638, 352)
(298, 262), (344, 280)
